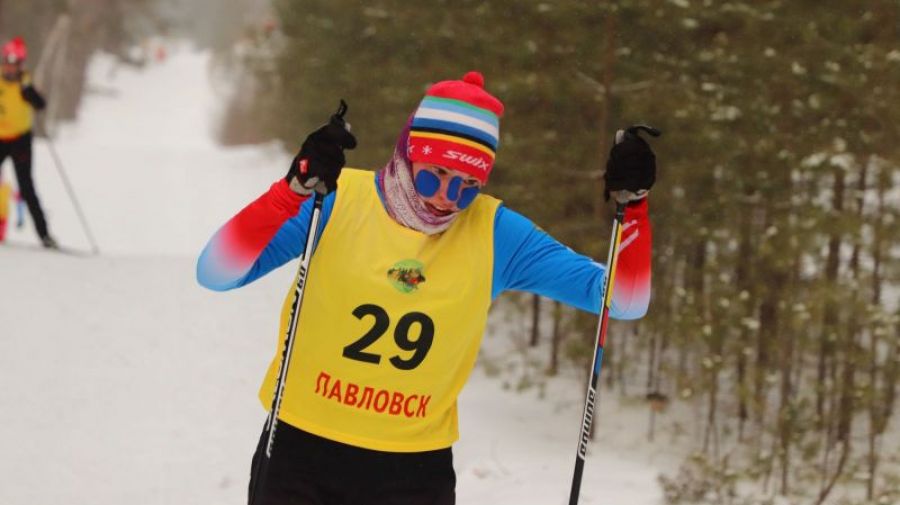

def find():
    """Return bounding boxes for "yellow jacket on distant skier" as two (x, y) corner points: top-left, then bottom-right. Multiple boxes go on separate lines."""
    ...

(0, 74), (35, 139)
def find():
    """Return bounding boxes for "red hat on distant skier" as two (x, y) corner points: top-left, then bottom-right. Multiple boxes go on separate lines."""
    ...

(407, 71), (504, 183)
(2, 37), (27, 64)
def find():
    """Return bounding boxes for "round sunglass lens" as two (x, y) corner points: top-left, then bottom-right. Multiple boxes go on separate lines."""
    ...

(446, 176), (462, 201)
(457, 186), (479, 209)
(414, 170), (441, 197)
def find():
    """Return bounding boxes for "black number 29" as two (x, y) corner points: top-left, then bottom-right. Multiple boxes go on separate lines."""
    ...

(343, 304), (435, 370)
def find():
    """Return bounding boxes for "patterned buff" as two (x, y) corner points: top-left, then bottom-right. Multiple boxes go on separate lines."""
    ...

(377, 120), (458, 235)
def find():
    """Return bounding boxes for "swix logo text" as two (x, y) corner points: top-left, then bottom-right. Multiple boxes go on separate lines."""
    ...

(443, 150), (489, 171)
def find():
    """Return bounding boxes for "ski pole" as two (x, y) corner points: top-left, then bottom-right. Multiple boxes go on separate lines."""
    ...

(249, 99), (352, 504)
(568, 125), (660, 505)
(37, 121), (100, 255)
(249, 190), (325, 505)
(567, 200), (626, 505)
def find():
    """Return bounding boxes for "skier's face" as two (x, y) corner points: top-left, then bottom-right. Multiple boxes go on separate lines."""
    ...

(1, 61), (20, 81)
(411, 163), (482, 216)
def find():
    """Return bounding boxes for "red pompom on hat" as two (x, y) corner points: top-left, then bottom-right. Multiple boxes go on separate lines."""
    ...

(408, 71), (504, 183)
(2, 37), (27, 64)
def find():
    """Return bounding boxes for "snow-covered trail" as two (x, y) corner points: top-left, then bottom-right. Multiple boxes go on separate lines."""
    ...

(0, 45), (666, 505)
(0, 250), (286, 504)
(5, 49), (286, 256)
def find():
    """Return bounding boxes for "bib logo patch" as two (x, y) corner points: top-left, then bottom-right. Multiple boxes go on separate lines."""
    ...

(387, 259), (426, 293)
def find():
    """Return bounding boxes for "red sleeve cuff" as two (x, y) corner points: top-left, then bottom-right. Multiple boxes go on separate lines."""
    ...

(624, 197), (648, 218)
(270, 178), (309, 214)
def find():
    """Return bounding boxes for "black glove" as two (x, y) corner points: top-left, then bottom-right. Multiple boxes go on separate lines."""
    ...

(286, 100), (357, 195)
(603, 124), (661, 203)
(21, 85), (46, 110)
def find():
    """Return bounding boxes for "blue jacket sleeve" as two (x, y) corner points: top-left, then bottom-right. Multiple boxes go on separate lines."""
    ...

(491, 206), (606, 313)
(491, 205), (650, 319)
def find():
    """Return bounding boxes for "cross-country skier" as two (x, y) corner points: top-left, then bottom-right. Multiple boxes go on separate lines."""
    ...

(197, 71), (656, 505)
(0, 36), (56, 248)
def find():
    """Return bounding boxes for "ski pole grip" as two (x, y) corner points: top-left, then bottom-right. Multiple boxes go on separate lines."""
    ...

(335, 99), (348, 120)
(328, 99), (357, 150)
(625, 124), (662, 139)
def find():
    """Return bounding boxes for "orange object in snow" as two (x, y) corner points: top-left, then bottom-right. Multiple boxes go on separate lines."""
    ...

(0, 181), (11, 241)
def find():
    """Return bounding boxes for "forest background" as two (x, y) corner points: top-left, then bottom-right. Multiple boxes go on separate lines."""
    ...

(2, 1), (898, 503)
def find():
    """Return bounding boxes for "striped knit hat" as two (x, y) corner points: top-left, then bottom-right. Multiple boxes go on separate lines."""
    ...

(408, 71), (504, 183)
(2, 37), (27, 64)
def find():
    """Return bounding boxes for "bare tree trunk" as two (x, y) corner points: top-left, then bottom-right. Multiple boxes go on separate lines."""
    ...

(816, 441), (851, 505)
(816, 168), (847, 496)
(547, 301), (563, 376)
(867, 428), (880, 501)
(605, 325), (616, 389)
(735, 195), (753, 442)
(757, 266), (784, 493)
(776, 267), (795, 496)
(836, 339), (858, 444)
(836, 159), (868, 446)
(861, 158), (886, 501)
(647, 330), (657, 394)
(819, 160), (863, 501)
(754, 291), (773, 430)
(646, 320), (660, 442)
(737, 342), (748, 442)
(529, 294), (540, 347)
(866, 165), (891, 499)
(817, 168), (845, 424)
(703, 362), (719, 455)
(616, 325), (632, 395)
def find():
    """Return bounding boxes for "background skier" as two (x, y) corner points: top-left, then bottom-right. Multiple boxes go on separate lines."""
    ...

(0, 36), (56, 248)
(197, 71), (657, 505)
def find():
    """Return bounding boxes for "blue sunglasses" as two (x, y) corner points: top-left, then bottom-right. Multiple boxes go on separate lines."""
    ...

(414, 170), (480, 209)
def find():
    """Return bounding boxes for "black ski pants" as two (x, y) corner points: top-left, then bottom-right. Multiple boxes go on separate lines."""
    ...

(248, 421), (456, 505)
(0, 132), (49, 239)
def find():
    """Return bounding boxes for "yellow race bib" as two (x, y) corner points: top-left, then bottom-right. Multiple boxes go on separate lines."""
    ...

(0, 78), (33, 139)
(259, 168), (500, 452)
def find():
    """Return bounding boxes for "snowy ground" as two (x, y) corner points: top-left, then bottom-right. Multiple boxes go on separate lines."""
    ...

(0, 45), (669, 504)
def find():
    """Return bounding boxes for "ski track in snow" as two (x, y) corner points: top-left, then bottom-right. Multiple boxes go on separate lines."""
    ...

(0, 45), (666, 504)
